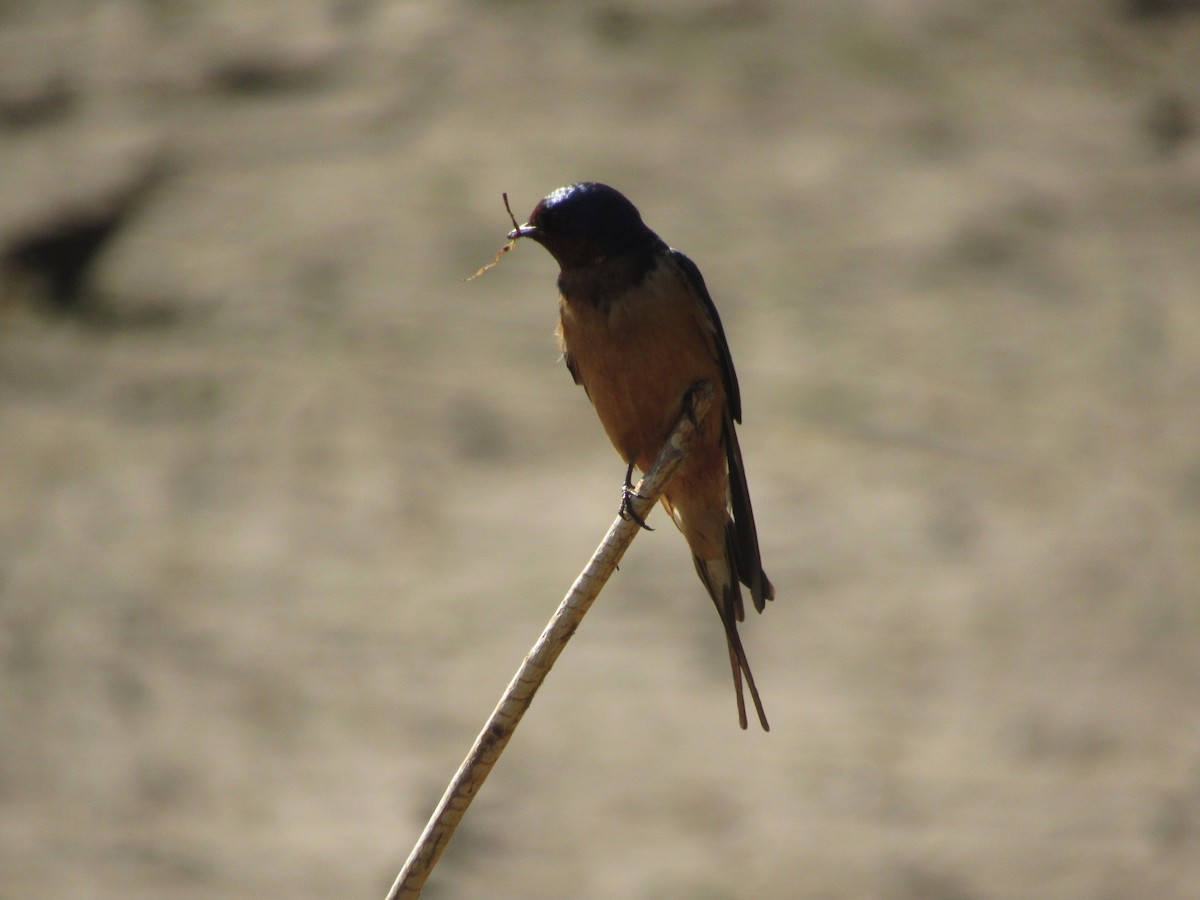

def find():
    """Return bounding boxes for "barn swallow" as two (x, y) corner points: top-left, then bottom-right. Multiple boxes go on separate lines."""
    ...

(508, 182), (774, 730)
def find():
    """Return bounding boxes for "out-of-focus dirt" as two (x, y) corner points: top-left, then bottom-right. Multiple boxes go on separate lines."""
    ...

(2, 2), (1199, 897)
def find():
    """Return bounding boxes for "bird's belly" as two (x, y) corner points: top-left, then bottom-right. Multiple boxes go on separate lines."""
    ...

(559, 282), (724, 469)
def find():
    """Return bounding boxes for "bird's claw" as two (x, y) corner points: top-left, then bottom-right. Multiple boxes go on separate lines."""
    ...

(619, 461), (654, 531)
(620, 486), (654, 531)
(681, 381), (706, 428)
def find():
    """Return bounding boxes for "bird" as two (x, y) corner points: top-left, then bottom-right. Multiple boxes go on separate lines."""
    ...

(508, 182), (774, 730)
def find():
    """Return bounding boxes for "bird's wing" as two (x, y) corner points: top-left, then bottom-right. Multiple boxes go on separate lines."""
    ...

(671, 248), (773, 610)
(669, 248), (742, 424)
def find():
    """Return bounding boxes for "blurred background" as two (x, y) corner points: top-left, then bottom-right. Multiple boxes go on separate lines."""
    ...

(2, 1), (1199, 897)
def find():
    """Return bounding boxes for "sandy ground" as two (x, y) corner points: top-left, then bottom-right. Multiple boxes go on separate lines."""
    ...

(2, 1), (1200, 897)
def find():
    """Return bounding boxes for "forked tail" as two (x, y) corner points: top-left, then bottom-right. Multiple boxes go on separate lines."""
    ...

(692, 542), (769, 731)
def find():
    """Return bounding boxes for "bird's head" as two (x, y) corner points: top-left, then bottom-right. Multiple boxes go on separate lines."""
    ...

(509, 182), (657, 268)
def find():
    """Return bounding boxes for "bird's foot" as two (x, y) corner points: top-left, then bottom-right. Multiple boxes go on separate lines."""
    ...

(681, 381), (707, 428)
(619, 461), (653, 531)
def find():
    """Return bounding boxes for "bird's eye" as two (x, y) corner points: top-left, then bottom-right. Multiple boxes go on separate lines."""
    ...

(538, 206), (578, 236)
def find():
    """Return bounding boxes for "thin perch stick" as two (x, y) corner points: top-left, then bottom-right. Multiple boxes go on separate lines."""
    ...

(385, 382), (716, 900)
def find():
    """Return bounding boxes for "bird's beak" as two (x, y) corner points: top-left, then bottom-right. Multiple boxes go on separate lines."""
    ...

(508, 223), (541, 242)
